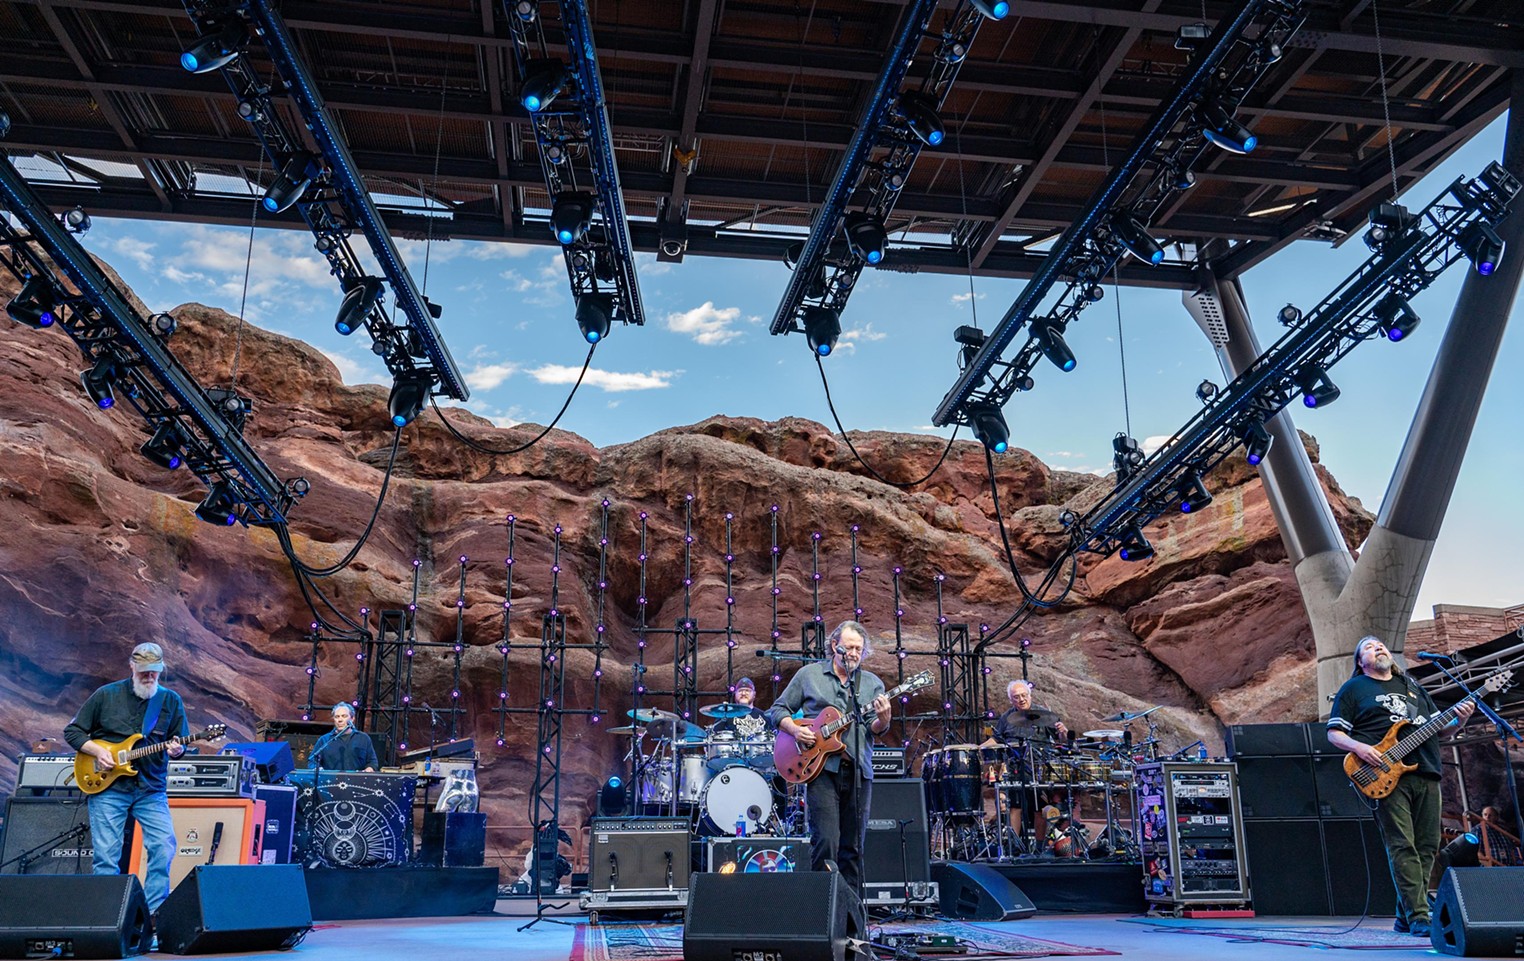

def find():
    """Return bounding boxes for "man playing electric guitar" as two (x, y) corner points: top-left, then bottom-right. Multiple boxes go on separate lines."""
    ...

(63, 642), (190, 914)
(1327, 636), (1475, 938)
(766, 620), (891, 892)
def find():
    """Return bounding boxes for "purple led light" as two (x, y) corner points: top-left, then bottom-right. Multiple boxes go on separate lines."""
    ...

(897, 651), (907, 660)
(402, 695), (412, 704)
(305, 667), (315, 675)
(453, 644), (462, 653)
(456, 598), (465, 608)
(594, 668), (603, 678)
(498, 691), (507, 699)
(935, 573), (945, 583)
(496, 737), (506, 747)
(638, 639), (647, 648)
(639, 511), (648, 520)
(771, 630), (781, 639)
(451, 689), (460, 698)
(770, 505), (779, 513)
(459, 554), (468, 564)
(310, 621), (319, 631)
(812, 532), (821, 541)
(772, 587), (781, 596)
(503, 601), (512, 610)
(507, 514), (516, 523)
(355, 653), (364, 661)
(597, 624), (606, 633)
(686, 493), (694, 501)
(498, 646), (508, 655)
(553, 525), (563, 534)
(550, 608), (559, 617)
(399, 743), (408, 751)
(725, 512), (734, 521)
(601, 499), (611, 508)
(944, 702), (953, 710)
(591, 715), (600, 724)
(772, 674), (782, 682)
(725, 554), (734, 563)
(638, 553), (647, 562)
(684, 578), (692, 586)
(360, 607), (370, 615)
(852, 566), (862, 574)
(505, 558), (514, 566)
(851, 524), (860, 533)
(637, 686), (646, 694)
(545, 699), (554, 708)
(638, 596), (647, 605)
(854, 608), (864, 617)
(552, 565), (560, 573)
(813, 614), (823, 622)
(895, 609), (904, 618)
(406, 648), (415, 657)
(412, 559), (422, 568)
(771, 546), (780, 555)
(408, 603), (417, 612)
(685, 535), (694, 544)
(812, 572), (821, 581)
(598, 581), (607, 589)
(726, 596), (735, 606)
(893, 566), (903, 575)
(727, 639), (736, 648)
(599, 538), (608, 547)
(302, 713), (311, 721)
(940, 658), (949, 667)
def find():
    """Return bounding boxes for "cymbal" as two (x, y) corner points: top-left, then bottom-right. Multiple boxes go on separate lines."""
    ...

(1083, 729), (1125, 741)
(627, 707), (679, 723)
(648, 716), (706, 742)
(607, 724), (647, 736)
(1101, 705), (1162, 723)
(700, 702), (753, 719)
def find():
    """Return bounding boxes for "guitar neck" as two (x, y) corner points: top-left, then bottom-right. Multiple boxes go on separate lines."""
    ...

(123, 729), (207, 761)
(819, 678), (918, 739)
(1387, 691), (1476, 761)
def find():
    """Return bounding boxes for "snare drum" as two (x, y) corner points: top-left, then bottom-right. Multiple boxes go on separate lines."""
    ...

(939, 745), (983, 815)
(699, 765), (775, 836)
(706, 731), (742, 772)
(637, 757), (674, 806)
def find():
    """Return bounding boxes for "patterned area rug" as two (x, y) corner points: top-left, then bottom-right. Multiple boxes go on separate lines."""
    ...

(571, 920), (1118, 961)
(1126, 917), (1426, 950)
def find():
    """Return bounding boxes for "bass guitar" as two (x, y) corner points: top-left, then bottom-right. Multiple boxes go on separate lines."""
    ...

(74, 724), (228, 795)
(774, 671), (934, 784)
(1345, 670), (1511, 799)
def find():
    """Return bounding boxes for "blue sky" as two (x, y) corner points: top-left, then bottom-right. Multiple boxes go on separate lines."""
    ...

(70, 116), (1522, 620)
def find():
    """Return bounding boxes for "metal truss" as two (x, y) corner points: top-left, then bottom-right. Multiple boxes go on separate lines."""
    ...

(933, 0), (1307, 426)
(505, 0), (644, 329)
(1071, 161), (1521, 559)
(768, 0), (990, 338)
(179, 0), (469, 402)
(0, 152), (294, 526)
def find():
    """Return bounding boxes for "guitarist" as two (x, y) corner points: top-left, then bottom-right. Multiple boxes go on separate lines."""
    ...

(1326, 635), (1475, 938)
(766, 620), (891, 892)
(62, 642), (189, 914)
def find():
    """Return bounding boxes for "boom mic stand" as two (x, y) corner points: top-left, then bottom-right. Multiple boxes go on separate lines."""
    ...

(0, 822), (88, 874)
(1423, 654), (1524, 847)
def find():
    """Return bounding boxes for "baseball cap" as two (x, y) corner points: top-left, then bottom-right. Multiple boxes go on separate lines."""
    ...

(131, 642), (165, 673)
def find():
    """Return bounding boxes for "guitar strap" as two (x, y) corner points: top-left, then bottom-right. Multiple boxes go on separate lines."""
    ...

(142, 690), (166, 738)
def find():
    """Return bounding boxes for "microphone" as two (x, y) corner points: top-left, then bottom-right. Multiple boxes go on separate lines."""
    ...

(755, 650), (772, 658)
(1416, 651), (1458, 663)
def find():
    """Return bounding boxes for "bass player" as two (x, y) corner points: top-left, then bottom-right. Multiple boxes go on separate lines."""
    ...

(1327, 635), (1475, 938)
(64, 642), (190, 915)
(766, 620), (891, 891)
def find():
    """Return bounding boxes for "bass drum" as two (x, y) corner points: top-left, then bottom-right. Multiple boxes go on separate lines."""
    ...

(699, 766), (775, 836)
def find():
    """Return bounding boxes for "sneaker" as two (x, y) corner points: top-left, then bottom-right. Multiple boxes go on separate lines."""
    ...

(1392, 917), (1410, 934)
(1409, 921), (1431, 938)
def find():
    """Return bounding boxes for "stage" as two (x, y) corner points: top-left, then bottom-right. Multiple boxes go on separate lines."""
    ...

(180, 899), (1439, 961)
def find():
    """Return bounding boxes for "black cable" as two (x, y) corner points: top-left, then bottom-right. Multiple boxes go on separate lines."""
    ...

(983, 444), (1075, 610)
(431, 344), (596, 456)
(283, 426), (403, 578)
(814, 354), (957, 488)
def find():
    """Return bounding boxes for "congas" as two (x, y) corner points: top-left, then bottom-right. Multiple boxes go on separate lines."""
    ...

(939, 745), (983, 815)
(699, 765), (775, 836)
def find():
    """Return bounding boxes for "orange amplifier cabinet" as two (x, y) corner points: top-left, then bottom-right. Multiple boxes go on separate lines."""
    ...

(130, 797), (266, 891)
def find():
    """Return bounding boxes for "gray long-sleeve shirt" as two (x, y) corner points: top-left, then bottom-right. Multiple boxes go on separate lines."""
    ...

(766, 661), (886, 779)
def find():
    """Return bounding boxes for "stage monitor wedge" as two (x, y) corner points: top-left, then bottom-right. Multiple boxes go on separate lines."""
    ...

(931, 861), (1037, 920)
(0, 874), (150, 959)
(155, 864), (312, 954)
(684, 872), (864, 961)
(1431, 866), (1524, 957)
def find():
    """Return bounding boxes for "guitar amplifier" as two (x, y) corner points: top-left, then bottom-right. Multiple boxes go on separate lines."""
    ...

(167, 756), (256, 798)
(870, 746), (907, 777)
(15, 755), (80, 794)
(129, 798), (266, 891)
(589, 818), (691, 892)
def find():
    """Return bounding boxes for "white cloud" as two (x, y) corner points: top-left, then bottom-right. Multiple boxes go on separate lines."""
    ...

(465, 362), (518, 391)
(162, 265), (209, 285)
(526, 364), (679, 392)
(499, 270), (534, 293)
(666, 301), (746, 345)
(951, 291), (985, 304)
(840, 323), (888, 344)
(1142, 435), (1171, 456)
(107, 236), (157, 272)
(318, 348), (386, 386)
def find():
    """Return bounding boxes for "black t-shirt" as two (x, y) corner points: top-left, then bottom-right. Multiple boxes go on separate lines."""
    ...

(708, 707), (772, 738)
(1328, 672), (1444, 778)
(992, 706), (1062, 744)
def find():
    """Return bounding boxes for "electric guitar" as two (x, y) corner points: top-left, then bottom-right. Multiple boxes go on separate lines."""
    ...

(74, 724), (228, 795)
(774, 670), (934, 784)
(1345, 670), (1511, 799)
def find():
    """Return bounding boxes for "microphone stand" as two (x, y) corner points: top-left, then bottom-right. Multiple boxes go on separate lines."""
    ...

(1423, 656), (1524, 846)
(0, 823), (88, 874)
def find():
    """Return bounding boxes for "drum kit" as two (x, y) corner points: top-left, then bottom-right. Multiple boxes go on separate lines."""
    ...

(611, 703), (803, 838)
(921, 707), (1164, 862)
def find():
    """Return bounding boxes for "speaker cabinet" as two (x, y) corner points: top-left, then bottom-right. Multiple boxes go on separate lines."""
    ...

(588, 819), (691, 892)
(251, 784), (298, 864)
(1242, 819), (1330, 915)
(684, 872), (864, 961)
(1226, 723), (1312, 757)
(864, 778), (930, 886)
(0, 797), (95, 876)
(931, 861), (1036, 920)
(1431, 867), (1524, 957)
(1313, 756), (1370, 819)
(419, 812), (487, 867)
(1322, 818), (1398, 917)
(128, 798), (265, 891)
(0, 875), (150, 959)
(155, 865), (312, 954)
(1234, 756), (1318, 819)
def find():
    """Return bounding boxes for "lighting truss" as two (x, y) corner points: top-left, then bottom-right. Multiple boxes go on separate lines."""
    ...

(506, 0), (644, 329)
(932, 0), (1306, 426)
(1070, 161), (1520, 559)
(0, 153), (295, 526)
(768, 0), (987, 338)
(180, 1), (469, 402)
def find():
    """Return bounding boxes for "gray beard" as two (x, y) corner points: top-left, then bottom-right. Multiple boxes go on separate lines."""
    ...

(132, 678), (160, 700)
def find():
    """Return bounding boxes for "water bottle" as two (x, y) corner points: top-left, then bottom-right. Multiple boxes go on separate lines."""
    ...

(1197, 743), (1209, 762)
(735, 816), (747, 838)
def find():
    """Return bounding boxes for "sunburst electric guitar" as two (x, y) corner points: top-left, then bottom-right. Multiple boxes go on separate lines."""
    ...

(1345, 671), (1512, 799)
(774, 670), (934, 784)
(74, 724), (228, 795)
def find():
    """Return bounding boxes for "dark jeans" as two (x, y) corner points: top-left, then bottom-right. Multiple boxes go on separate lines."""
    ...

(1374, 775), (1441, 924)
(807, 760), (872, 891)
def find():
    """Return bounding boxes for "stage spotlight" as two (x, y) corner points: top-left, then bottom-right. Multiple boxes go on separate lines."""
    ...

(1195, 379), (1218, 404)
(1373, 292), (1421, 342)
(1110, 211), (1165, 265)
(236, 99), (265, 123)
(1032, 321), (1076, 372)
(1278, 303), (1302, 326)
(1112, 433), (1144, 481)
(180, 22), (245, 74)
(140, 421), (186, 471)
(598, 776), (625, 817)
(262, 155), (314, 213)
(1297, 365), (1341, 408)
(1172, 166), (1196, 191)
(514, 0), (538, 22)
(0, 109), (10, 139)
(334, 277), (382, 335)
(782, 241), (805, 270)
(1177, 470), (1213, 513)
(1363, 201), (1413, 252)
(63, 206), (91, 234)
(899, 92), (945, 147)
(79, 355), (120, 409)
(1457, 221), (1504, 276)
(1240, 420), (1273, 466)
(520, 59), (569, 112)
(802, 305), (841, 357)
(1083, 284), (1106, 303)
(1199, 100), (1257, 154)
(970, 0), (1009, 19)
(1118, 525), (1155, 562)
(1058, 509), (1077, 528)
(550, 191), (595, 245)
(195, 481), (239, 526)
(8, 275), (56, 328)
(967, 403), (1009, 454)
(954, 324), (985, 370)
(575, 292), (615, 344)
(387, 372), (431, 428)
(843, 212), (888, 265)
(149, 312), (177, 339)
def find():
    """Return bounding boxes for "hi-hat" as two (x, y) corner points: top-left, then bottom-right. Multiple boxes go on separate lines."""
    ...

(607, 724), (646, 736)
(1083, 729), (1125, 741)
(628, 707), (679, 724)
(648, 715), (706, 742)
(700, 702), (752, 719)
(1101, 705), (1162, 722)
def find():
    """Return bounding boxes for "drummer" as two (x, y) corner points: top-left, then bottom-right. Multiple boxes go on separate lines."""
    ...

(707, 677), (772, 740)
(983, 680), (1068, 747)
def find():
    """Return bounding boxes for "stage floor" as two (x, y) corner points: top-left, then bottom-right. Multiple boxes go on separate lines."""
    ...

(186, 900), (1449, 960)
